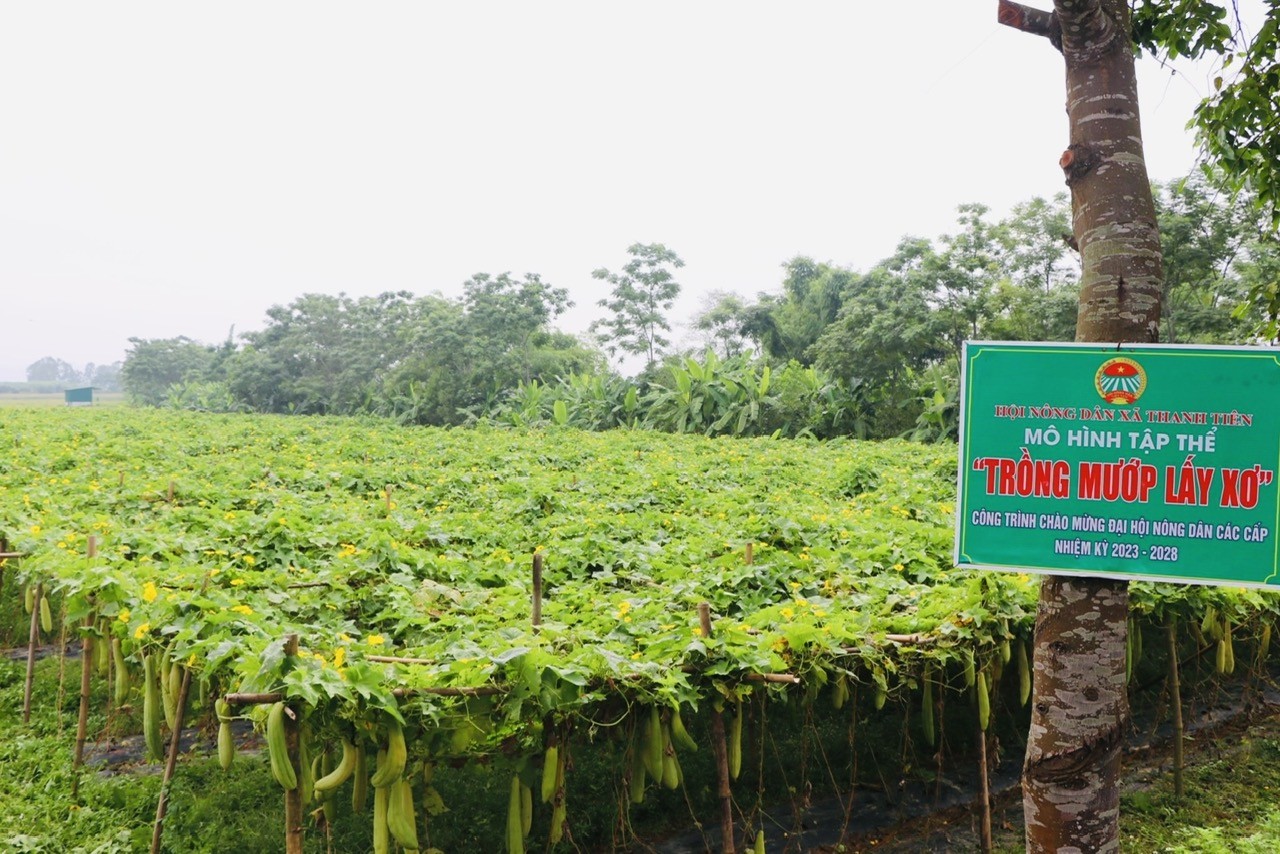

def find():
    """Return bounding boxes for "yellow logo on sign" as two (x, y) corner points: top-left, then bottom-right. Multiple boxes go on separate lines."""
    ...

(1095, 357), (1146, 405)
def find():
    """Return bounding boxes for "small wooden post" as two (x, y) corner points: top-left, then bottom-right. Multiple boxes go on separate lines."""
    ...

(384, 486), (393, 512)
(56, 610), (68, 735)
(119, 471), (125, 487)
(699, 602), (736, 854)
(167, 480), (175, 503)
(150, 666), (194, 854)
(283, 634), (304, 854)
(978, 717), (993, 854)
(744, 543), (754, 565)
(23, 581), (43, 724)
(72, 536), (98, 799)
(532, 552), (544, 632)
(1167, 615), (1185, 800)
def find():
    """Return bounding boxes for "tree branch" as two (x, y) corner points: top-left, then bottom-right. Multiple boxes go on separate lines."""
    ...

(1053, 0), (1124, 58)
(997, 0), (1060, 46)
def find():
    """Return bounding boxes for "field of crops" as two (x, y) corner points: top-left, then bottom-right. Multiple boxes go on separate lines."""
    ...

(0, 407), (1275, 852)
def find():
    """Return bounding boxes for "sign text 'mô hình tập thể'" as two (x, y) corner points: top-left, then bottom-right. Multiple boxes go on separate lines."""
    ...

(955, 342), (1280, 587)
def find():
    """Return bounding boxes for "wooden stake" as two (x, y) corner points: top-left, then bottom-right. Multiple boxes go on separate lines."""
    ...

(699, 602), (736, 854)
(23, 581), (42, 724)
(56, 609), (68, 735)
(72, 537), (98, 799)
(384, 485), (393, 512)
(532, 552), (544, 632)
(1167, 615), (1185, 800)
(744, 543), (754, 565)
(283, 635), (304, 854)
(150, 666), (194, 854)
(71, 616), (93, 799)
(978, 720), (993, 854)
(167, 480), (175, 503)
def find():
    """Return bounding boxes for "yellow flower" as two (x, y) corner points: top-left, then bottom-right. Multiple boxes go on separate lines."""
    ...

(630, 652), (643, 660)
(118, 609), (131, 623)
(142, 582), (158, 603)
(134, 622), (150, 639)
(366, 634), (385, 647)
(29, 525), (40, 535)
(243, 555), (256, 567)
(230, 604), (254, 616)
(333, 647), (347, 669)
(893, 563), (905, 572)
(230, 578), (245, 586)
(781, 607), (795, 620)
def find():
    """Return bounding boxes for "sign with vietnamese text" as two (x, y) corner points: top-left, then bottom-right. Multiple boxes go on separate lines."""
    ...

(955, 342), (1280, 587)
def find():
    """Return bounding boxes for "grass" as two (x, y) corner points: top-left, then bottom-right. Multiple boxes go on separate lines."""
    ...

(1118, 721), (1280, 853)
(980, 708), (1280, 854)
(0, 392), (126, 408)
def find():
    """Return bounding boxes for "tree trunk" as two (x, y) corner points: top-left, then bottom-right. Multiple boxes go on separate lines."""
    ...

(998, 1), (1163, 851)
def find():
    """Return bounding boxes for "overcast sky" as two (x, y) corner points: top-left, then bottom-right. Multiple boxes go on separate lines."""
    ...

(0, 2), (1260, 381)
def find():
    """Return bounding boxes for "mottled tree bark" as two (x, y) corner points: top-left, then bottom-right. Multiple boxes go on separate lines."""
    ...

(998, 1), (1163, 851)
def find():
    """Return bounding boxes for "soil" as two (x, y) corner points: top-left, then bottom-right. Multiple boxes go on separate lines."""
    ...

(10, 640), (1278, 853)
(653, 681), (1280, 854)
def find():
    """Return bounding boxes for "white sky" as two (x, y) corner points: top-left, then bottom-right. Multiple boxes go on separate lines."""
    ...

(0, 1), (1257, 381)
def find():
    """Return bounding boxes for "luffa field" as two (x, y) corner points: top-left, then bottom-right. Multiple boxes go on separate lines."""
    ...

(0, 407), (1273, 852)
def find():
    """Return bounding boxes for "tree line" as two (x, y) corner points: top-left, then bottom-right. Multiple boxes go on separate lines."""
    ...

(121, 173), (1278, 440)
(12, 358), (123, 393)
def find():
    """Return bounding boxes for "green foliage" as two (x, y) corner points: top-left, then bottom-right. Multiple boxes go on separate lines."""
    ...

(122, 336), (227, 407)
(3, 408), (1280, 848)
(1154, 172), (1267, 344)
(164, 381), (243, 413)
(590, 243), (684, 368)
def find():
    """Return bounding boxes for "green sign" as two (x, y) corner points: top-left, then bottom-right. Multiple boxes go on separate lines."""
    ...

(956, 342), (1280, 587)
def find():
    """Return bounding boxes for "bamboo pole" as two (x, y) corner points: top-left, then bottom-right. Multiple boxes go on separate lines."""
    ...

(224, 683), (505, 706)
(978, 719), (993, 854)
(72, 536), (98, 799)
(283, 635), (304, 854)
(358, 656), (799, 684)
(1167, 615), (1185, 800)
(699, 602), (736, 854)
(71, 625), (93, 799)
(56, 606), (68, 735)
(150, 666), (194, 854)
(23, 581), (42, 724)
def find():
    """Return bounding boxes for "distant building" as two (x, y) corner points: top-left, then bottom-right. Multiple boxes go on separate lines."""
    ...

(64, 387), (95, 406)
